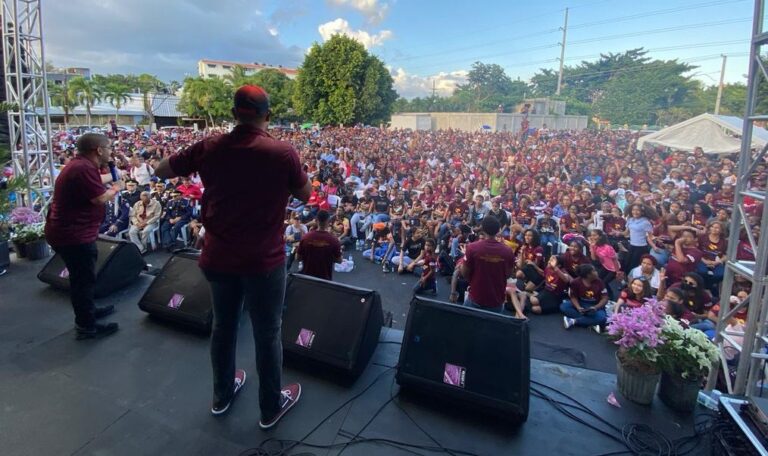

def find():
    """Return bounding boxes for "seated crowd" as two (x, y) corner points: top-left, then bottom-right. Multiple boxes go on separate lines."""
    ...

(52, 125), (758, 339)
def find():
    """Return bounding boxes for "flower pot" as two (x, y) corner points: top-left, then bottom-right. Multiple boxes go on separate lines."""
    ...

(616, 352), (660, 405)
(12, 241), (27, 258)
(0, 239), (9, 269)
(24, 239), (50, 260)
(658, 371), (700, 413)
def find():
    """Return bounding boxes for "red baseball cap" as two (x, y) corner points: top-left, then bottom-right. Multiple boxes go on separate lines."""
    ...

(234, 84), (269, 116)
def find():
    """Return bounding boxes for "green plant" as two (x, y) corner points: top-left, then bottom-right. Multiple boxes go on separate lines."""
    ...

(658, 316), (719, 380)
(0, 169), (25, 242)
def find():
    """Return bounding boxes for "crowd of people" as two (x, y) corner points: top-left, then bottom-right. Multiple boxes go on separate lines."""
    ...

(49, 123), (758, 338)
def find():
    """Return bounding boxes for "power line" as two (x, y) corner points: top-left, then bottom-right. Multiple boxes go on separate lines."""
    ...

(568, 0), (748, 30)
(568, 17), (751, 46)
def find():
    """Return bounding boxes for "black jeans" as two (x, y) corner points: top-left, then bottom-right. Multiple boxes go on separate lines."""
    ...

(203, 263), (286, 420)
(54, 242), (98, 328)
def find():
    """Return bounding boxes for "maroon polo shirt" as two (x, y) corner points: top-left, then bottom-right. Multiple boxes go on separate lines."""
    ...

(297, 229), (342, 280)
(169, 125), (307, 274)
(45, 156), (107, 247)
(465, 238), (515, 308)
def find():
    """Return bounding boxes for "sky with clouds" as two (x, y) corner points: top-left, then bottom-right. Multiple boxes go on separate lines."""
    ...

(43, 0), (753, 99)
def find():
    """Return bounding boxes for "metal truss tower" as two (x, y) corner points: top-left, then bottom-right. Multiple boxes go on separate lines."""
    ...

(707, 0), (768, 396)
(1, 0), (54, 210)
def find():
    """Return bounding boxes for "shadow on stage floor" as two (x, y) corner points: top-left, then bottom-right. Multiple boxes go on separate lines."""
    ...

(0, 253), (700, 456)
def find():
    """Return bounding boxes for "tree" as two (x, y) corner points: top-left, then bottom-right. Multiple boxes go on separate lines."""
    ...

(48, 81), (78, 127)
(248, 69), (296, 122)
(293, 35), (396, 125)
(167, 80), (182, 95)
(177, 77), (233, 127)
(454, 62), (526, 112)
(68, 76), (102, 126)
(224, 65), (250, 88)
(136, 73), (165, 130)
(103, 84), (131, 122)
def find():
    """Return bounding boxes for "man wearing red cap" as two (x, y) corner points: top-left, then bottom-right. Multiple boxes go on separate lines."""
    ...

(154, 85), (311, 429)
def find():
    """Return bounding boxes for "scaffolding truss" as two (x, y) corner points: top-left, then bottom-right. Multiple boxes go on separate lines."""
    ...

(706, 0), (768, 396)
(1, 0), (53, 210)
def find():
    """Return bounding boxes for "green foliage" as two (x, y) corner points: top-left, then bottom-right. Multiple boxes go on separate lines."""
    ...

(48, 82), (78, 125)
(102, 83), (131, 120)
(293, 35), (396, 125)
(454, 62), (526, 111)
(0, 173), (24, 241)
(68, 76), (103, 125)
(248, 69), (297, 121)
(177, 76), (234, 126)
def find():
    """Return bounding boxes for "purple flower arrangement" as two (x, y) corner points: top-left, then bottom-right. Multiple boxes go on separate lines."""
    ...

(9, 207), (42, 225)
(607, 297), (667, 369)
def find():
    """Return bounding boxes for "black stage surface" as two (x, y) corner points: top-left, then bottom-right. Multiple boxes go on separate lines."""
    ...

(0, 251), (702, 456)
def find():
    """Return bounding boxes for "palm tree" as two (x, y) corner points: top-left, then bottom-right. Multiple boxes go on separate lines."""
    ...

(167, 80), (182, 95)
(103, 84), (131, 123)
(48, 80), (79, 128)
(137, 74), (164, 131)
(68, 77), (102, 126)
(224, 65), (250, 87)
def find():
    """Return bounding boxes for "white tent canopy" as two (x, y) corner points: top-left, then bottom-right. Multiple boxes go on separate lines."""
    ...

(636, 113), (768, 154)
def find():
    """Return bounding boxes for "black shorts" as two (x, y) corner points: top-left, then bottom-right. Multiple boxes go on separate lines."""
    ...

(536, 290), (564, 314)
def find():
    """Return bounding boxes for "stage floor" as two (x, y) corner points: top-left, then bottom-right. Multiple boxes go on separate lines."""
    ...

(0, 254), (701, 456)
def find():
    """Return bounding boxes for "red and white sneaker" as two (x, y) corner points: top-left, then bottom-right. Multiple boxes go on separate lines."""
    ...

(259, 383), (302, 430)
(211, 369), (246, 416)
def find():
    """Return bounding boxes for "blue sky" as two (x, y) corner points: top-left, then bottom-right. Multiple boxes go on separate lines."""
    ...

(44, 0), (753, 99)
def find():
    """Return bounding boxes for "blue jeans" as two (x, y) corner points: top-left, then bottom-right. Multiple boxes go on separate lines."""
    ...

(540, 232), (558, 256)
(203, 264), (286, 420)
(560, 300), (607, 327)
(649, 248), (669, 267)
(463, 294), (504, 313)
(161, 219), (189, 248)
(373, 213), (390, 223)
(696, 262), (725, 288)
(692, 319), (717, 339)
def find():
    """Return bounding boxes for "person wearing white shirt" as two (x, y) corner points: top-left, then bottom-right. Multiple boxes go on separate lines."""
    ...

(129, 156), (154, 187)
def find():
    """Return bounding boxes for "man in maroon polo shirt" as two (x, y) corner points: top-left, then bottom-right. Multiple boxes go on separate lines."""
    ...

(459, 215), (515, 313)
(154, 85), (311, 429)
(296, 210), (342, 280)
(45, 133), (123, 340)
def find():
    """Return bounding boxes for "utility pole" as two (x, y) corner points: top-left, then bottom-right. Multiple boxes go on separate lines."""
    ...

(714, 54), (727, 115)
(556, 7), (569, 96)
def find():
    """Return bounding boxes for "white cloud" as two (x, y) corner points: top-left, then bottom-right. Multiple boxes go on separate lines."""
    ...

(390, 67), (469, 99)
(268, 27), (279, 36)
(328, 0), (389, 24)
(318, 18), (393, 49)
(43, 0), (304, 81)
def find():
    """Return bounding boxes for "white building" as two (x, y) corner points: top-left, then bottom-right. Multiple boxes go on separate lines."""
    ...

(197, 59), (298, 80)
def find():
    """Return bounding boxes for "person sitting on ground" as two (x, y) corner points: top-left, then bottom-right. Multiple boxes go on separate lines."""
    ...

(561, 263), (609, 333)
(330, 207), (353, 251)
(536, 207), (559, 257)
(128, 191), (162, 254)
(586, 229), (621, 296)
(412, 239), (438, 295)
(664, 228), (703, 285)
(628, 254), (662, 293)
(515, 229), (545, 293)
(284, 213), (307, 271)
(458, 215), (515, 313)
(561, 240), (590, 277)
(296, 210), (342, 281)
(669, 271), (716, 334)
(663, 287), (697, 325)
(393, 228), (426, 274)
(613, 277), (655, 314)
(525, 255), (573, 316)
(99, 197), (130, 237)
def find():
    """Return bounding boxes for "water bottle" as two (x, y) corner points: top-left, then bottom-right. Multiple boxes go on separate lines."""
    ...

(696, 390), (721, 411)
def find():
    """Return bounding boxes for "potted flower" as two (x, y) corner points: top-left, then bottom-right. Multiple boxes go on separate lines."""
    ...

(657, 316), (719, 412)
(0, 166), (24, 270)
(9, 206), (49, 260)
(607, 298), (667, 405)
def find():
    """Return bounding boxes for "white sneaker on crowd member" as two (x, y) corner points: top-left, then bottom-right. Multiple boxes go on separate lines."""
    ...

(563, 316), (575, 329)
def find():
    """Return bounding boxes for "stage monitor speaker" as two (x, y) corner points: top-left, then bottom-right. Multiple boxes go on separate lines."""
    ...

(38, 236), (145, 298)
(396, 296), (530, 423)
(282, 273), (383, 379)
(137, 252), (212, 333)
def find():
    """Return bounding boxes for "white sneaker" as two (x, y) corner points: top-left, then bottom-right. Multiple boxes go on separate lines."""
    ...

(592, 325), (602, 334)
(563, 316), (575, 329)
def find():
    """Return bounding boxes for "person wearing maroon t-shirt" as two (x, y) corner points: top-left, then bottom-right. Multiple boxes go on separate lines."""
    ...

(459, 216), (515, 312)
(561, 264), (609, 331)
(296, 210), (342, 281)
(665, 229), (703, 285)
(528, 255), (572, 315)
(45, 133), (123, 340)
(155, 85), (310, 429)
